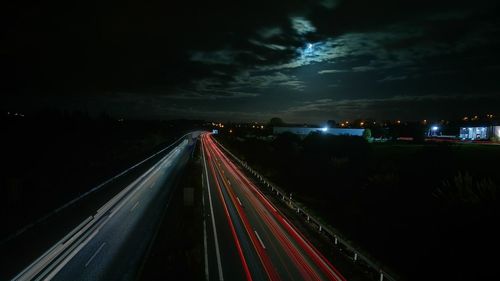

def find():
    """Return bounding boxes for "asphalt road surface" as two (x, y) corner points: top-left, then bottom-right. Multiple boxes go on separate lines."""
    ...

(201, 133), (346, 281)
(12, 138), (191, 281)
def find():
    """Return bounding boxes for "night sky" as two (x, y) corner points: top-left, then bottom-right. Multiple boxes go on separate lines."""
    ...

(4, 0), (500, 122)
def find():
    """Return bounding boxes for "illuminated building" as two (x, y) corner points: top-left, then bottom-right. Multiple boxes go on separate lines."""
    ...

(459, 126), (500, 140)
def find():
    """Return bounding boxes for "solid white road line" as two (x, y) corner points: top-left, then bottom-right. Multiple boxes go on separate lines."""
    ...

(98, 144), (180, 217)
(108, 149), (175, 218)
(44, 144), (178, 278)
(280, 217), (343, 280)
(202, 174), (210, 281)
(43, 229), (100, 280)
(202, 137), (224, 281)
(84, 242), (106, 268)
(13, 139), (190, 281)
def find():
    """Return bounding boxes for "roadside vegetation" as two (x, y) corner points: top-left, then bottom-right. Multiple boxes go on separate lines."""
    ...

(0, 109), (201, 239)
(215, 129), (500, 280)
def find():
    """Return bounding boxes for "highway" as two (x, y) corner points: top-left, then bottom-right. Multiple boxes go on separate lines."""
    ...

(201, 133), (346, 281)
(12, 137), (192, 281)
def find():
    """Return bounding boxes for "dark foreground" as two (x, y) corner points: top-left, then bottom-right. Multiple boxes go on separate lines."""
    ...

(216, 132), (500, 280)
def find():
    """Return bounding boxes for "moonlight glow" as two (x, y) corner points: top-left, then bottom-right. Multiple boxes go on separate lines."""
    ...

(302, 42), (314, 56)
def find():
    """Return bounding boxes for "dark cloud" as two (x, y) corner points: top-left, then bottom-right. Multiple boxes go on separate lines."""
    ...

(279, 95), (500, 122)
(3, 0), (500, 121)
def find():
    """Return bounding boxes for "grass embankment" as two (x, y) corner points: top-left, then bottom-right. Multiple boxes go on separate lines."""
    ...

(1, 112), (200, 239)
(216, 132), (500, 280)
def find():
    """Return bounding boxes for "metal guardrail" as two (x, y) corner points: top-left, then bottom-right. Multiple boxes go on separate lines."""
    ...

(213, 137), (398, 281)
(1, 132), (196, 247)
(12, 140), (190, 281)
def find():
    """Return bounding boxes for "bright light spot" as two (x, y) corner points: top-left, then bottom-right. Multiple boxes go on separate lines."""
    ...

(432, 126), (439, 131)
(321, 127), (328, 132)
(303, 43), (314, 56)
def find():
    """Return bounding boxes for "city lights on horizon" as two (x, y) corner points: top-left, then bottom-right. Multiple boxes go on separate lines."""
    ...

(205, 113), (498, 132)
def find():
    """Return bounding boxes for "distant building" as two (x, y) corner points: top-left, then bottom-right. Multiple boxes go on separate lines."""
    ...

(273, 126), (365, 137)
(459, 126), (500, 140)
